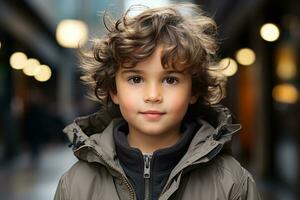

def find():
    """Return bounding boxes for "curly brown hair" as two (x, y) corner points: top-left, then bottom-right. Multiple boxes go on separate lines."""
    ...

(80, 3), (226, 117)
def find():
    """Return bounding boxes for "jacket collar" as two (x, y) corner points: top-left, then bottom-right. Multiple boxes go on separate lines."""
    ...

(63, 104), (241, 175)
(113, 119), (198, 173)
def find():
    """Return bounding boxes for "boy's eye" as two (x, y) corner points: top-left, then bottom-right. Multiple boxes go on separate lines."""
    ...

(128, 76), (143, 84)
(163, 76), (179, 85)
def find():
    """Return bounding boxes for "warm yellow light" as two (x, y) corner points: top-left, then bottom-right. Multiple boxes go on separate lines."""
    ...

(10, 52), (28, 70)
(0, 41), (2, 49)
(272, 84), (299, 104)
(260, 23), (280, 42)
(23, 58), (41, 76)
(34, 65), (52, 82)
(277, 60), (296, 80)
(276, 45), (297, 80)
(236, 48), (256, 66)
(219, 58), (238, 77)
(56, 19), (88, 48)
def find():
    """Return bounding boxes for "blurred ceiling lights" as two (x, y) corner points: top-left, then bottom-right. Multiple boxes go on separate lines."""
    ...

(125, 0), (170, 9)
(273, 84), (299, 104)
(124, 0), (171, 16)
(23, 58), (40, 76)
(10, 52), (28, 70)
(219, 57), (238, 77)
(236, 48), (256, 66)
(34, 65), (52, 82)
(260, 23), (280, 42)
(9, 52), (52, 82)
(56, 19), (88, 48)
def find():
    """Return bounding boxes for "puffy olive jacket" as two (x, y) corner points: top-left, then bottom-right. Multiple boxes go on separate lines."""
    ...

(54, 105), (261, 200)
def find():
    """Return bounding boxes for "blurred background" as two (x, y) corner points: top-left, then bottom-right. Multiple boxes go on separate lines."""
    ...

(0, 0), (299, 199)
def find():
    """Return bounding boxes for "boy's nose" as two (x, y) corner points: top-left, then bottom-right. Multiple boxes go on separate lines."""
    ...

(143, 83), (162, 103)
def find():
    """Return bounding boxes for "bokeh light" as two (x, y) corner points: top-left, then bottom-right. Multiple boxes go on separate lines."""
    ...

(56, 19), (88, 48)
(276, 45), (297, 80)
(236, 48), (256, 66)
(23, 58), (41, 76)
(272, 84), (299, 104)
(260, 23), (280, 42)
(219, 57), (238, 77)
(34, 65), (52, 82)
(124, 0), (171, 16)
(10, 52), (28, 70)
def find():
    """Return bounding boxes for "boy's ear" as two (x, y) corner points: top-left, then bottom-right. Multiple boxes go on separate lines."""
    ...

(109, 90), (119, 104)
(190, 94), (199, 104)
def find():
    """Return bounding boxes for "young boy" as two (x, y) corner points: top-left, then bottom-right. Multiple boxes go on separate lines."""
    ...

(55, 3), (261, 200)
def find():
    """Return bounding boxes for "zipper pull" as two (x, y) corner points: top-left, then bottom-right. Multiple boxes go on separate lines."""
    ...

(143, 154), (152, 178)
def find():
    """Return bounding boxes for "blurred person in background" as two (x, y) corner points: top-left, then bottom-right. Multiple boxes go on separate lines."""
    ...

(24, 87), (65, 166)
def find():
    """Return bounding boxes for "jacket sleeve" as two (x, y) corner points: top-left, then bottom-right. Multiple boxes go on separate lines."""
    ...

(231, 169), (261, 200)
(54, 174), (69, 200)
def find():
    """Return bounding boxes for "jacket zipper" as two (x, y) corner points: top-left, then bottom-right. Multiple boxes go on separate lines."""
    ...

(74, 146), (136, 200)
(143, 154), (152, 200)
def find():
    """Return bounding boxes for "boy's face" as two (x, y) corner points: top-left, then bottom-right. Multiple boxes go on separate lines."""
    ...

(110, 46), (198, 141)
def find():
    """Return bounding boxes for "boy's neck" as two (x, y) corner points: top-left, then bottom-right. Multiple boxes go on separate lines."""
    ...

(127, 130), (182, 154)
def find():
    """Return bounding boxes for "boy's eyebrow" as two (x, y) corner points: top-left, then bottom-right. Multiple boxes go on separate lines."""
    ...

(119, 69), (142, 74)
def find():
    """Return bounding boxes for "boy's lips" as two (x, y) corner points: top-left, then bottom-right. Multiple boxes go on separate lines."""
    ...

(139, 110), (166, 120)
(140, 110), (165, 114)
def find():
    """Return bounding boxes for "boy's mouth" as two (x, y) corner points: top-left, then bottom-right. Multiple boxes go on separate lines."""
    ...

(139, 110), (166, 120)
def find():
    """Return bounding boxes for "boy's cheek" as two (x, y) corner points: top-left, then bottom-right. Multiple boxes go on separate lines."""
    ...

(167, 98), (189, 111)
(118, 96), (138, 111)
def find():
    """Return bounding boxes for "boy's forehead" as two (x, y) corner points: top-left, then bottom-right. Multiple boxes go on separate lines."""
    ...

(119, 46), (190, 72)
(119, 67), (185, 74)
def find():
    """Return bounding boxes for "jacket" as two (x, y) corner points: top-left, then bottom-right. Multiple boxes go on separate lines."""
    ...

(54, 105), (261, 200)
(113, 119), (199, 200)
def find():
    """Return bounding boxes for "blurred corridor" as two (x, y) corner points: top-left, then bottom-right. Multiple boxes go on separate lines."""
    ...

(0, 144), (77, 200)
(1, 0), (300, 199)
